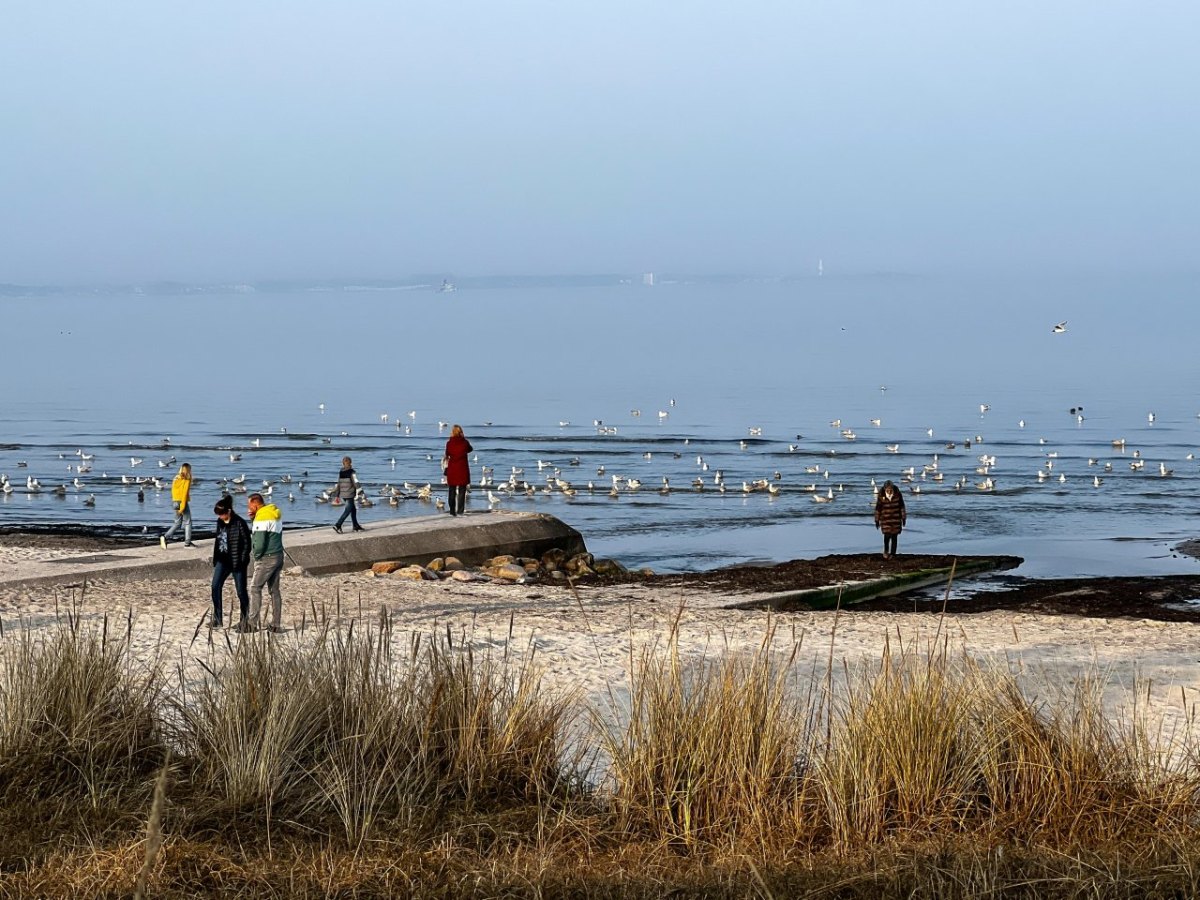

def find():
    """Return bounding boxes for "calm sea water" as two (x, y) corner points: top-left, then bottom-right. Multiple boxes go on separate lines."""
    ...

(2, 274), (1199, 577)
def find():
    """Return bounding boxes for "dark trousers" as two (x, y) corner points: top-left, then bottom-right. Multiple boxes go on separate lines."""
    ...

(212, 559), (249, 625)
(335, 499), (360, 529)
(883, 533), (899, 557)
(448, 484), (467, 515)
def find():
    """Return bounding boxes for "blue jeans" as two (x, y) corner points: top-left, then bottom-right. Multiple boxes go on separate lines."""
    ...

(335, 498), (360, 529)
(211, 559), (249, 625)
(164, 506), (192, 543)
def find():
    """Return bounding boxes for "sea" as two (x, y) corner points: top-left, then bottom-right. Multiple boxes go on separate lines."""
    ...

(2, 273), (1199, 579)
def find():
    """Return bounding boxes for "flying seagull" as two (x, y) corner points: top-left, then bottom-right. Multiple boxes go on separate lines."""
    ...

(1052, 321), (1067, 334)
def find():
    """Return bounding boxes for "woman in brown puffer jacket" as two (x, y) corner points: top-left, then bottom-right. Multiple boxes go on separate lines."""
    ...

(873, 480), (907, 559)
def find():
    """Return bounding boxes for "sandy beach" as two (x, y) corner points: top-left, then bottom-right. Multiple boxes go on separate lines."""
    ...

(2, 538), (1198, 744)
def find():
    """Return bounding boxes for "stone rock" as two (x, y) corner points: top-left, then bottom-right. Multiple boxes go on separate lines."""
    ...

(372, 561), (404, 575)
(450, 569), (486, 582)
(487, 563), (527, 581)
(564, 552), (596, 577)
(592, 558), (628, 577)
(392, 565), (438, 581)
(549, 570), (566, 581)
(427, 557), (445, 572)
(638, 567), (656, 577)
(541, 548), (567, 572)
(485, 554), (515, 568)
(284, 566), (306, 577)
(444, 556), (466, 571)
(522, 560), (542, 575)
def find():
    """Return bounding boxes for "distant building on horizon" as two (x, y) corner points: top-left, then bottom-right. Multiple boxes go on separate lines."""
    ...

(641, 272), (655, 286)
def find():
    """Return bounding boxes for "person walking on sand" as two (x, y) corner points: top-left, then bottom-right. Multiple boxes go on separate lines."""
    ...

(332, 456), (363, 533)
(161, 462), (195, 548)
(443, 424), (473, 516)
(210, 495), (251, 629)
(246, 492), (285, 633)
(873, 479), (907, 560)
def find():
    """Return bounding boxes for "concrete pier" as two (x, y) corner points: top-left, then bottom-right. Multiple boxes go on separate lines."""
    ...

(0, 511), (587, 590)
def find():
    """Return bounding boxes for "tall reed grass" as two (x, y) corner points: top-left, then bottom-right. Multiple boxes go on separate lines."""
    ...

(177, 617), (576, 848)
(2, 605), (1200, 896)
(0, 610), (166, 807)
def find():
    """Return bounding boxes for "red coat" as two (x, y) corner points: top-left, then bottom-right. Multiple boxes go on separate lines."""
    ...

(444, 435), (473, 486)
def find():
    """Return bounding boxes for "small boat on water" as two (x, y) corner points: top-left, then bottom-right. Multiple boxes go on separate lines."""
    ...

(437, 279), (457, 293)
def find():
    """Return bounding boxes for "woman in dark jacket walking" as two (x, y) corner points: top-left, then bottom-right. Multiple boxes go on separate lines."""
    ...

(444, 424), (473, 516)
(333, 456), (363, 533)
(873, 480), (907, 559)
(211, 495), (252, 628)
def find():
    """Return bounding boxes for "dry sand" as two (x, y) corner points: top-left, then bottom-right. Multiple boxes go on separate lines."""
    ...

(2, 539), (1198, 744)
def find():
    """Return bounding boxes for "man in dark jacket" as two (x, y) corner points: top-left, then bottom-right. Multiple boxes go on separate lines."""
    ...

(212, 495), (252, 629)
(332, 455), (363, 533)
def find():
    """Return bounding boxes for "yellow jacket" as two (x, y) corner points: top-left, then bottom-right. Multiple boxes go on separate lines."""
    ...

(171, 475), (191, 512)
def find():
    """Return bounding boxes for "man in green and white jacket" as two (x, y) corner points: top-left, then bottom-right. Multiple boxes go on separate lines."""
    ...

(246, 493), (285, 633)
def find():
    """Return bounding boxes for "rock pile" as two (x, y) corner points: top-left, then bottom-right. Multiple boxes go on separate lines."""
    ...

(368, 549), (652, 585)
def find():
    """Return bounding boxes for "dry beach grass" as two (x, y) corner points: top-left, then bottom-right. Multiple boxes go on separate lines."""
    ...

(2, 543), (1200, 896)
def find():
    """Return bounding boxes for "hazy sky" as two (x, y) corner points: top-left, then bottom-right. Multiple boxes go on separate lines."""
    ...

(2, 2), (1197, 282)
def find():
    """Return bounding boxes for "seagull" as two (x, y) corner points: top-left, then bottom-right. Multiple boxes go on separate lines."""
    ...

(1052, 321), (1067, 334)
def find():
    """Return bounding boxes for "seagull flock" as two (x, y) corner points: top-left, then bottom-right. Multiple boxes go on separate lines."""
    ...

(2, 382), (1197, 531)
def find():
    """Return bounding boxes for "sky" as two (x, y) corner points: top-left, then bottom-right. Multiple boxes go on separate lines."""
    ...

(1, 2), (1197, 283)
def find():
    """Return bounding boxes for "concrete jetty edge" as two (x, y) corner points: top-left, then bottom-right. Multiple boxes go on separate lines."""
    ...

(0, 510), (587, 590)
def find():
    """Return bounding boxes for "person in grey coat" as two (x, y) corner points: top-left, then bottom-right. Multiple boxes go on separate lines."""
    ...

(332, 455), (363, 533)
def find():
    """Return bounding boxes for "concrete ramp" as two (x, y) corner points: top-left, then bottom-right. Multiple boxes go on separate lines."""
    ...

(0, 511), (586, 590)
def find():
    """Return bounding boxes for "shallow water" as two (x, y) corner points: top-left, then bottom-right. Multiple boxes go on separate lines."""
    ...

(2, 274), (1199, 577)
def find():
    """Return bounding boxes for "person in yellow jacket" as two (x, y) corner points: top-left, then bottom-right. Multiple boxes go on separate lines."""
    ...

(161, 462), (196, 548)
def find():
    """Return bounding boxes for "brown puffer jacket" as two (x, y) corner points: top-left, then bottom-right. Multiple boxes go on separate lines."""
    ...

(874, 483), (907, 535)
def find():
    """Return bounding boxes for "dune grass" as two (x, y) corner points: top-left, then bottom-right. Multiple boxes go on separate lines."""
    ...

(1, 603), (1200, 898)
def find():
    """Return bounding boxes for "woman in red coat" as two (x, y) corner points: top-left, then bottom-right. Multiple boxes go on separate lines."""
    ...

(443, 424), (473, 516)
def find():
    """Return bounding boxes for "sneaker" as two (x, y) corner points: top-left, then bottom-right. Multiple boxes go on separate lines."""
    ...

(235, 622), (255, 633)
(184, 542), (197, 548)
(211, 620), (223, 629)
(159, 536), (167, 550)
(353, 525), (365, 531)
(333, 524), (343, 534)
(267, 625), (285, 634)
